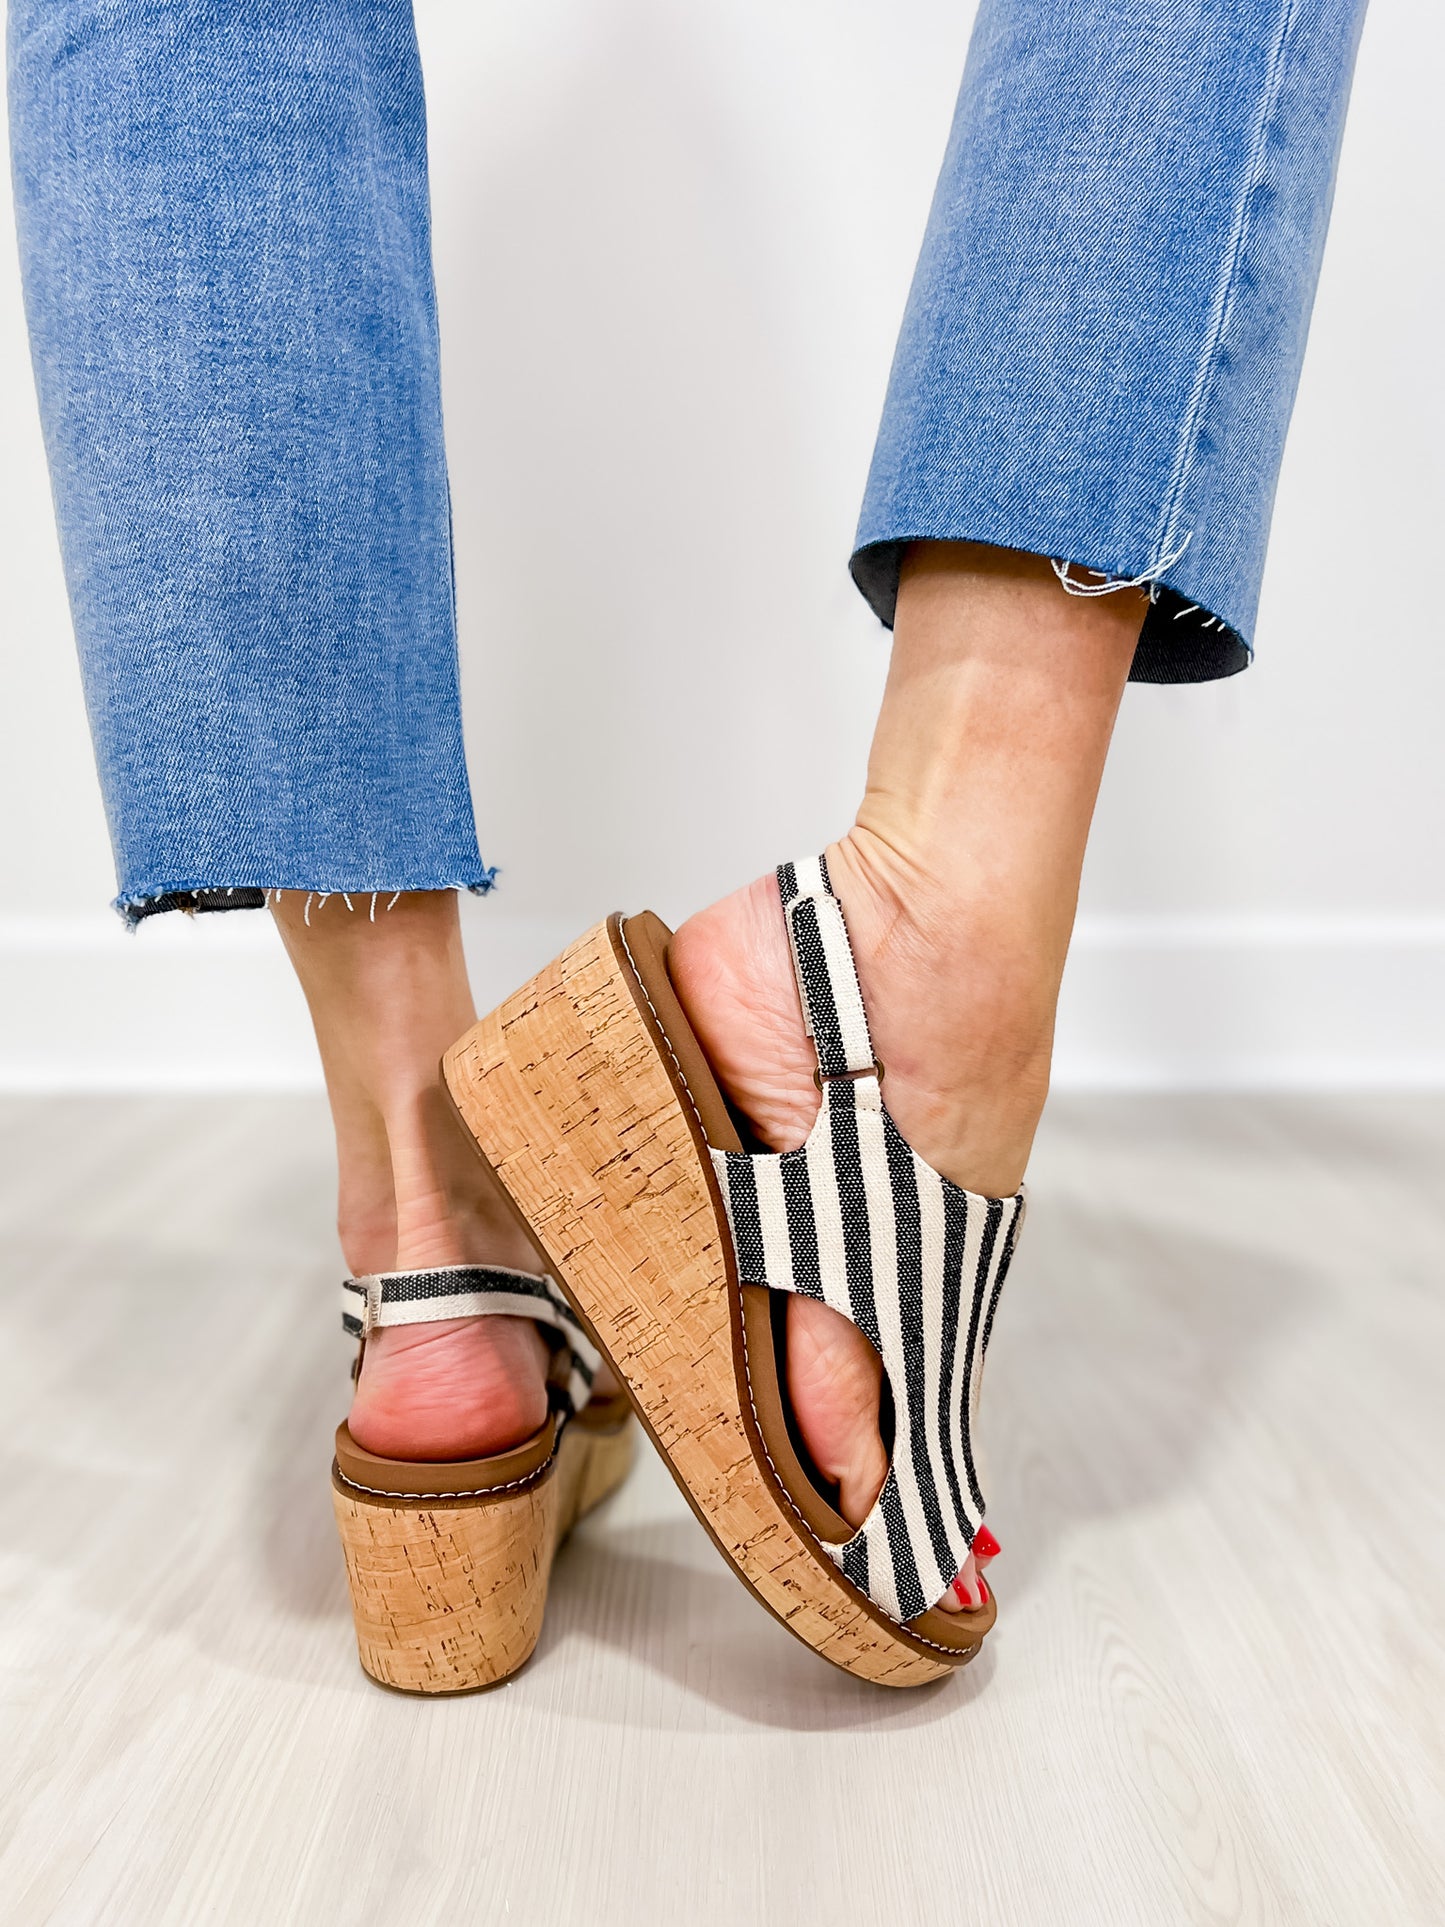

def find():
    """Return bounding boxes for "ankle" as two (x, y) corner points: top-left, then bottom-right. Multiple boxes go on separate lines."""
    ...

(340, 1183), (541, 1282)
(823, 829), (1056, 1191)
(387, 1199), (538, 1279)
(828, 826), (1064, 1055)
(342, 1147), (569, 1462)
(833, 538), (1141, 1059)
(335, 1078), (543, 1281)
(671, 849), (1054, 1197)
(838, 791), (1073, 946)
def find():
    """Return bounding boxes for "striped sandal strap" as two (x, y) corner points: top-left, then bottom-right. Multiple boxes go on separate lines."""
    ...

(339, 1264), (601, 1419)
(710, 857), (1026, 1626)
(777, 854), (881, 1084)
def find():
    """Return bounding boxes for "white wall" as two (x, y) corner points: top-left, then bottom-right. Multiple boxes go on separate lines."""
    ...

(2, 0), (1441, 1090)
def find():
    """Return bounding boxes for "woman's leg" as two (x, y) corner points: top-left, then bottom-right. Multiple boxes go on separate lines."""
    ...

(672, 544), (1143, 1605)
(272, 891), (550, 1459)
(8, 4), (534, 1453)
(852, 0), (1369, 673)
(673, 0), (1369, 1610)
(7, 0), (487, 914)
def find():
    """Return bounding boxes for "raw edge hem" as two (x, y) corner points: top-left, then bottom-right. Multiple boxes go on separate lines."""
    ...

(849, 536), (1252, 686)
(113, 871), (500, 930)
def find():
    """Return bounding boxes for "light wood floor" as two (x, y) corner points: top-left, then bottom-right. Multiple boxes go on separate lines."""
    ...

(2, 1095), (1443, 1926)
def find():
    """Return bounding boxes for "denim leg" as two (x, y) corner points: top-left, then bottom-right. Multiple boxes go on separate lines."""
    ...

(7, 0), (490, 919)
(852, 0), (1369, 682)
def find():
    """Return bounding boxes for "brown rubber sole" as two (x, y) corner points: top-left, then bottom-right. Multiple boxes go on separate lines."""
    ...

(332, 1407), (634, 1695)
(441, 914), (992, 1688)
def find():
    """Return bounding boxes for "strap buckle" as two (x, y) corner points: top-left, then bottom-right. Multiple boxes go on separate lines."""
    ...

(812, 1058), (885, 1091)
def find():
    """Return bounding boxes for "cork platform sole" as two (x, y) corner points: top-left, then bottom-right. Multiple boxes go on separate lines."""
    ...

(333, 1403), (633, 1694)
(442, 915), (992, 1688)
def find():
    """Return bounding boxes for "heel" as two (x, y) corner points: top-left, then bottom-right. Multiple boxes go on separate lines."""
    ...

(332, 1467), (559, 1694)
(442, 917), (958, 1687)
(331, 1263), (632, 1694)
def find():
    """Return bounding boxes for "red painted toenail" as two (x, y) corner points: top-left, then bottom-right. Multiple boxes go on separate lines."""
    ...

(951, 1574), (975, 1608)
(973, 1525), (1001, 1558)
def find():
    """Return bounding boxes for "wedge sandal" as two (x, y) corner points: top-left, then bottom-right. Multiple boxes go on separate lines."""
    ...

(331, 1264), (634, 1694)
(442, 855), (1025, 1689)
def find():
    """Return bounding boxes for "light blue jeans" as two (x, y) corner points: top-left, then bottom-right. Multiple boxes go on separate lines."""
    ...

(7, 1), (1367, 921)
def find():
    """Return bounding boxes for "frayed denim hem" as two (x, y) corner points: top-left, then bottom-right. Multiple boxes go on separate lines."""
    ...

(113, 870), (500, 930)
(849, 537), (1252, 686)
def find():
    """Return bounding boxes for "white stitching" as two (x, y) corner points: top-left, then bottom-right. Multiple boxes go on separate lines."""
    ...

(1152, 0), (1301, 562)
(1050, 532), (1192, 600)
(333, 1453), (556, 1504)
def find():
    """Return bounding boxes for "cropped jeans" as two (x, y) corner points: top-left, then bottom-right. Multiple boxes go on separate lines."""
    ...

(7, 1), (1368, 922)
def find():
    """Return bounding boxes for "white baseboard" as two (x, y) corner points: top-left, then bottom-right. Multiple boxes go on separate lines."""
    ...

(1, 907), (1443, 1092)
(0, 906), (580, 1093)
(1056, 913), (1445, 1089)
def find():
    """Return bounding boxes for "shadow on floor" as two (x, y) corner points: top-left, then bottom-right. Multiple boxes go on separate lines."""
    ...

(980, 1195), (1314, 1605)
(538, 1512), (990, 1734)
(227, 1171), (1323, 1713)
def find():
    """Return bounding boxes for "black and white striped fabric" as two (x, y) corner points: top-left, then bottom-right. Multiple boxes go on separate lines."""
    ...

(340, 1264), (601, 1419)
(711, 855), (1026, 1624)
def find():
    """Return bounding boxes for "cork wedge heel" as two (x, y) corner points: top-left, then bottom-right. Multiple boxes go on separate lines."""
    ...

(441, 857), (1025, 1689)
(331, 1266), (633, 1694)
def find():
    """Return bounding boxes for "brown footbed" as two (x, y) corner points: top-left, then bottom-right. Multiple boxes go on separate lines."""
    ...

(334, 1393), (632, 1503)
(334, 1414), (560, 1502)
(615, 910), (993, 1655)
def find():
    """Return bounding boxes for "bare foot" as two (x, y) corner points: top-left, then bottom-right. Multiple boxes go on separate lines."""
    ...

(669, 834), (1048, 1609)
(337, 1076), (556, 1460)
(350, 1313), (552, 1461)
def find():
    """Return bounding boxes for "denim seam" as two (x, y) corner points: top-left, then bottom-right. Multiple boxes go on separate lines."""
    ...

(1153, 0), (1301, 566)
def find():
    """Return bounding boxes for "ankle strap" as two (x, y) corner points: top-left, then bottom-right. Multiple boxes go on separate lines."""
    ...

(340, 1264), (601, 1418)
(777, 856), (880, 1087)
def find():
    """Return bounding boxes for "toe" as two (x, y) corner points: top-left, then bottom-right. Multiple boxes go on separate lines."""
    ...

(935, 1523), (1000, 1613)
(937, 1552), (982, 1613)
(973, 1522), (1001, 1569)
